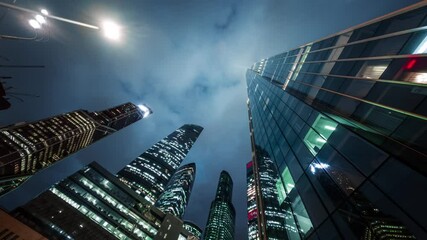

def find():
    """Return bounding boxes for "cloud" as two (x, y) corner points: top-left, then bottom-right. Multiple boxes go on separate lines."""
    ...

(0, 1), (420, 239)
(215, 5), (237, 31)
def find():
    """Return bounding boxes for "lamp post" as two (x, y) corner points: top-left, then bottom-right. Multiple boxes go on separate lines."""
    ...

(0, 2), (121, 41)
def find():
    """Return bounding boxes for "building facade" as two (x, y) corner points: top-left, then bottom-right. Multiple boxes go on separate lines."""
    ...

(183, 221), (203, 239)
(246, 2), (427, 239)
(117, 124), (203, 204)
(0, 208), (47, 240)
(13, 162), (197, 240)
(0, 102), (151, 196)
(155, 163), (196, 219)
(247, 146), (287, 240)
(204, 171), (235, 240)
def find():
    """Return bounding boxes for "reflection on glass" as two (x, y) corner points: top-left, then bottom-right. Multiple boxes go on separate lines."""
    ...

(333, 182), (416, 239)
(413, 35), (427, 54)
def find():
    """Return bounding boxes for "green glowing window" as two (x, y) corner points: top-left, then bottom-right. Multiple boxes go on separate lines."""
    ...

(303, 115), (338, 155)
(276, 179), (286, 205)
(281, 166), (295, 194)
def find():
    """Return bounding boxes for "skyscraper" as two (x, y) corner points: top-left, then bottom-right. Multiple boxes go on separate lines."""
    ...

(0, 102), (151, 196)
(246, 2), (427, 239)
(247, 146), (287, 240)
(203, 171), (235, 240)
(13, 162), (197, 240)
(155, 163), (196, 219)
(116, 124), (203, 204)
(183, 221), (203, 239)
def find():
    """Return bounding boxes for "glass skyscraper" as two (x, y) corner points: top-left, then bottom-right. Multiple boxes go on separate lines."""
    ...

(247, 146), (287, 240)
(155, 163), (196, 219)
(246, 2), (427, 239)
(204, 171), (235, 240)
(13, 162), (197, 240)
(116, 124), (203, 204)
(0, 102), (151, 196)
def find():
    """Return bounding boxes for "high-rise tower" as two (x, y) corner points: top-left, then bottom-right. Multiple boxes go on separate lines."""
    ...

(0, 102), (151, 196)
(203, 171), (235, 240)
(116, 124), (203, 204)
(247, 146), (287, 240)
(183, 221), (203, 239)
(155, 163), (196, 218)
(13, 162), (198, 240)
(246, 2), (427, 239)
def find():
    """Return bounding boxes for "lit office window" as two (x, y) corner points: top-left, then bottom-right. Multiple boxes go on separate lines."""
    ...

(303, 115), (338, 155)
(403, 71), (427, 84)
(357, 61), (389, 79)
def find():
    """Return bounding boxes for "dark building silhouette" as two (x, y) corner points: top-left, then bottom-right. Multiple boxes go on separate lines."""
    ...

(155, 163), (196, 219)
(13, 162), (197, 240)
(204, 171), (235, 240)
(0, 82), (11, 110)
(116, 124), (203, 204)
(0, 208), (47, 240)
(0, 102), (151, 196)
(246, 2), (427, 238)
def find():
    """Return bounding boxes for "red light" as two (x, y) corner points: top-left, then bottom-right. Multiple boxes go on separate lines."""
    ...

(405, 59), (417, 70)
(246, 161), (253, 169)
(248, 209), (257, 221)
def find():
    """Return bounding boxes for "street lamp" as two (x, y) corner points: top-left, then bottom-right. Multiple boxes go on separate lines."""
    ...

(28, 19), (41, 29)
(0, 2), (122, 42)
(35, 15), (46, 24)
(102, 21), (121, 41)
(40, 9), (48, 15)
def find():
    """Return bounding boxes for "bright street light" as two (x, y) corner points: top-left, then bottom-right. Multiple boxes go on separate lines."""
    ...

(28, 19), (41, 29)
(102, 21), (121, 41)
(40, 9), (48, 15)
(0, 2), (123, 42)
(35, 15), (46, 24)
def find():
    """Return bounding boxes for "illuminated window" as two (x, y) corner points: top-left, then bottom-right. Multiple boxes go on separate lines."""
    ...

(303, 115), (338, 155)
(403, 72), (427, 84)
(357, 62), (389, 79)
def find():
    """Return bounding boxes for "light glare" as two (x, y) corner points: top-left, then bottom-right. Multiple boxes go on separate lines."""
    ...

(35, 15), (46, 24)
(29, 19), (41, 29)
(324, 125), (336, 131)
(414, 35), (427, 54)
(41, 9), (49, 15)
(137, 104), (151, 118)
(313, 163), (329, 169)
(102, 21), (121, 41)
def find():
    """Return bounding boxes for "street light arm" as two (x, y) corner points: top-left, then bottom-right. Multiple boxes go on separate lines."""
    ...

(0, 33), (37, 40)
(0, 2), (99, 30)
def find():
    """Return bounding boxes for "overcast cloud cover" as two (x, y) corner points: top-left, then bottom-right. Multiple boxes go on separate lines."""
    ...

(0, 0), (419, 238)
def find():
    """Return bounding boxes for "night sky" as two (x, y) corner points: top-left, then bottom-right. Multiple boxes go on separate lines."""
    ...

(0, 0), (419, 239)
